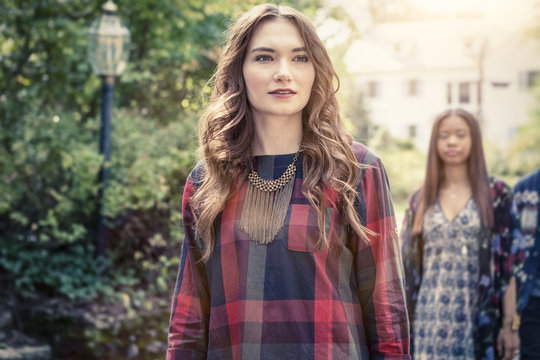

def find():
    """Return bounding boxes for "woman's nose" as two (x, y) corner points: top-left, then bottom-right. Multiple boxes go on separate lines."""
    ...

(274, 60), (292, 82)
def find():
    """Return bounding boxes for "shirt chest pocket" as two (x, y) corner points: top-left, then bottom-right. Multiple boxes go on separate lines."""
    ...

(283, 203), (338, 252)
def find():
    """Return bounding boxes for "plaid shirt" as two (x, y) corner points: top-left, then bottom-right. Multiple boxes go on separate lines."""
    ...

(167, 142), (410, 359)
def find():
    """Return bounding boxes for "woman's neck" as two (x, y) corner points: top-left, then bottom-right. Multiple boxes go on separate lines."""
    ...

(251, 115), (302, 155)
(441, 163), (470, 189)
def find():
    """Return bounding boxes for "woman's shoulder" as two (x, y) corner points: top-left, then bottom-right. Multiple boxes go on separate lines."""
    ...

(351, 141), (381, 167)
(514, 168), (540, 192)
(187, 160), (206, 188)
(488, 176), (511, 195)
(488, 176), (513, 208)
(407, 188), (422, 210)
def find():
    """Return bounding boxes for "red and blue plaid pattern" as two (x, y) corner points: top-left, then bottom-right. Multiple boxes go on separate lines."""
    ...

(167, 142), (410, 359)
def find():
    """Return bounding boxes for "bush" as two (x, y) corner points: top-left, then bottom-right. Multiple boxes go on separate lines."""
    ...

(0, 241), (107, 300)
(0, 106), (198, 301)
(0, 107), (102, 246)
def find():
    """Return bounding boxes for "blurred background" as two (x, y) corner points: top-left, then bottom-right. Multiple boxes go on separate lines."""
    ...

(0, 0), (539, 358)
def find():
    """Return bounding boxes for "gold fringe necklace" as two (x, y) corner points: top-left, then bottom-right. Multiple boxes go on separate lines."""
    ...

(239, 151), (300, 245)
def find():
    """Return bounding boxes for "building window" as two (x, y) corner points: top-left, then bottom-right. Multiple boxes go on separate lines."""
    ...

(459, 82), (470, 104)
(508, 126), (517, 140)
(447, 83), (452, 104)
(491, 81), (509, 88)
(408, 124), (417, 139)
(519, 71), (539, 90)
(407, 79), (419, 96)
(367, 81), (378, 97)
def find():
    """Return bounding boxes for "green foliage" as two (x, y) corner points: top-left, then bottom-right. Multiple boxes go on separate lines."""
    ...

(0, 1), (350, 357)
(104, 109), (197, 219)
(504, 85), (540, 178)
(0, 0), (323, 306)
(0, 0), (322, 129)
(0, 0), (100, 130)
(0, 240), (107, 300)
(0, 107), (102, 245)
(368, 127), (426, 215)
(101, 109), (197, 300)
(0, 106), (197, 300)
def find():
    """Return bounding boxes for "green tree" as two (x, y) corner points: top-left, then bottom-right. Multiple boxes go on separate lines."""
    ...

(368, 127), (426, 215)
(504, 84), (540, 177)
(0, 0), (323, 301)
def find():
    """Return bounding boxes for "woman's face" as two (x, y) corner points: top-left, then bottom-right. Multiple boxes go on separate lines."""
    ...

(242, 18), (315, 122)
(436, 115), (472, 166)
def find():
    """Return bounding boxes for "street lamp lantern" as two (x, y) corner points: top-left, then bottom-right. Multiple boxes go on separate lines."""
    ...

(87, 0), (130, 257)
(88, 0), (130, 77)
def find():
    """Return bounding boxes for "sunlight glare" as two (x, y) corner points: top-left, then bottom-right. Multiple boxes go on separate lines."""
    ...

(410, 0), (489, 14)
(409, 0), (538, 30)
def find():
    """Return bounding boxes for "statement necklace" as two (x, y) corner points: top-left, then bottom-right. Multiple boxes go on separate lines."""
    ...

(239, 151), (300, 245)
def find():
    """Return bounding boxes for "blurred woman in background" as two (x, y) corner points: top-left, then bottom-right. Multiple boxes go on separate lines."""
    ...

(400, 108), (522, 360)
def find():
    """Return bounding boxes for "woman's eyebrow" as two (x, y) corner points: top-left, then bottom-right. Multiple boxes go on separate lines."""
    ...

(250, 47), (274, 53)
(250, 47), (306, 53)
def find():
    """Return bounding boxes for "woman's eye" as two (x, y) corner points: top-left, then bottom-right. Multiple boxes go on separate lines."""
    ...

(255, 55), (272, 62)
(294, 55), (309, 62)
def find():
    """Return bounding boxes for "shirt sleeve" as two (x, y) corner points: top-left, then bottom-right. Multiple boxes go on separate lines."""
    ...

(492, 179), (524, 296)
(399, 193), (422, 330)
(355, 156), (411, 359)
(167, 172), (210, 360)
(512, 174), (540, 313)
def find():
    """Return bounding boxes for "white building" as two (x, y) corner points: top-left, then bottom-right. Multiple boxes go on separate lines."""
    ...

(344, 17), (540, 151)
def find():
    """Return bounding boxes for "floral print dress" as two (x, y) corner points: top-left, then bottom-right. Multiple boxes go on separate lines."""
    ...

(413, 198), (481, 360)
(402, 177), (524, 360)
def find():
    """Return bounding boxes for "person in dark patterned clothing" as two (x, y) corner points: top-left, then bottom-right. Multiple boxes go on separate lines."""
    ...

(513, 167), (540, 359)
(166, 4), (410, 359)
(400, 109), (523, 360)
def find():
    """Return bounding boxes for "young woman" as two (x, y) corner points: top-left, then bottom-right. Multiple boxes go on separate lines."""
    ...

(166, 4), (410, 359)
(400, 109), (522, 360)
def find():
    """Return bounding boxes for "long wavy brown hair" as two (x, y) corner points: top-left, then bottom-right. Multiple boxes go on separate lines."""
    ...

(192, 3), (370, 261)
(411, 108), (494, 234)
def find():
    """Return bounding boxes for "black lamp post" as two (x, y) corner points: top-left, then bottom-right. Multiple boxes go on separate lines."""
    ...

(88, 0), (130, 256)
